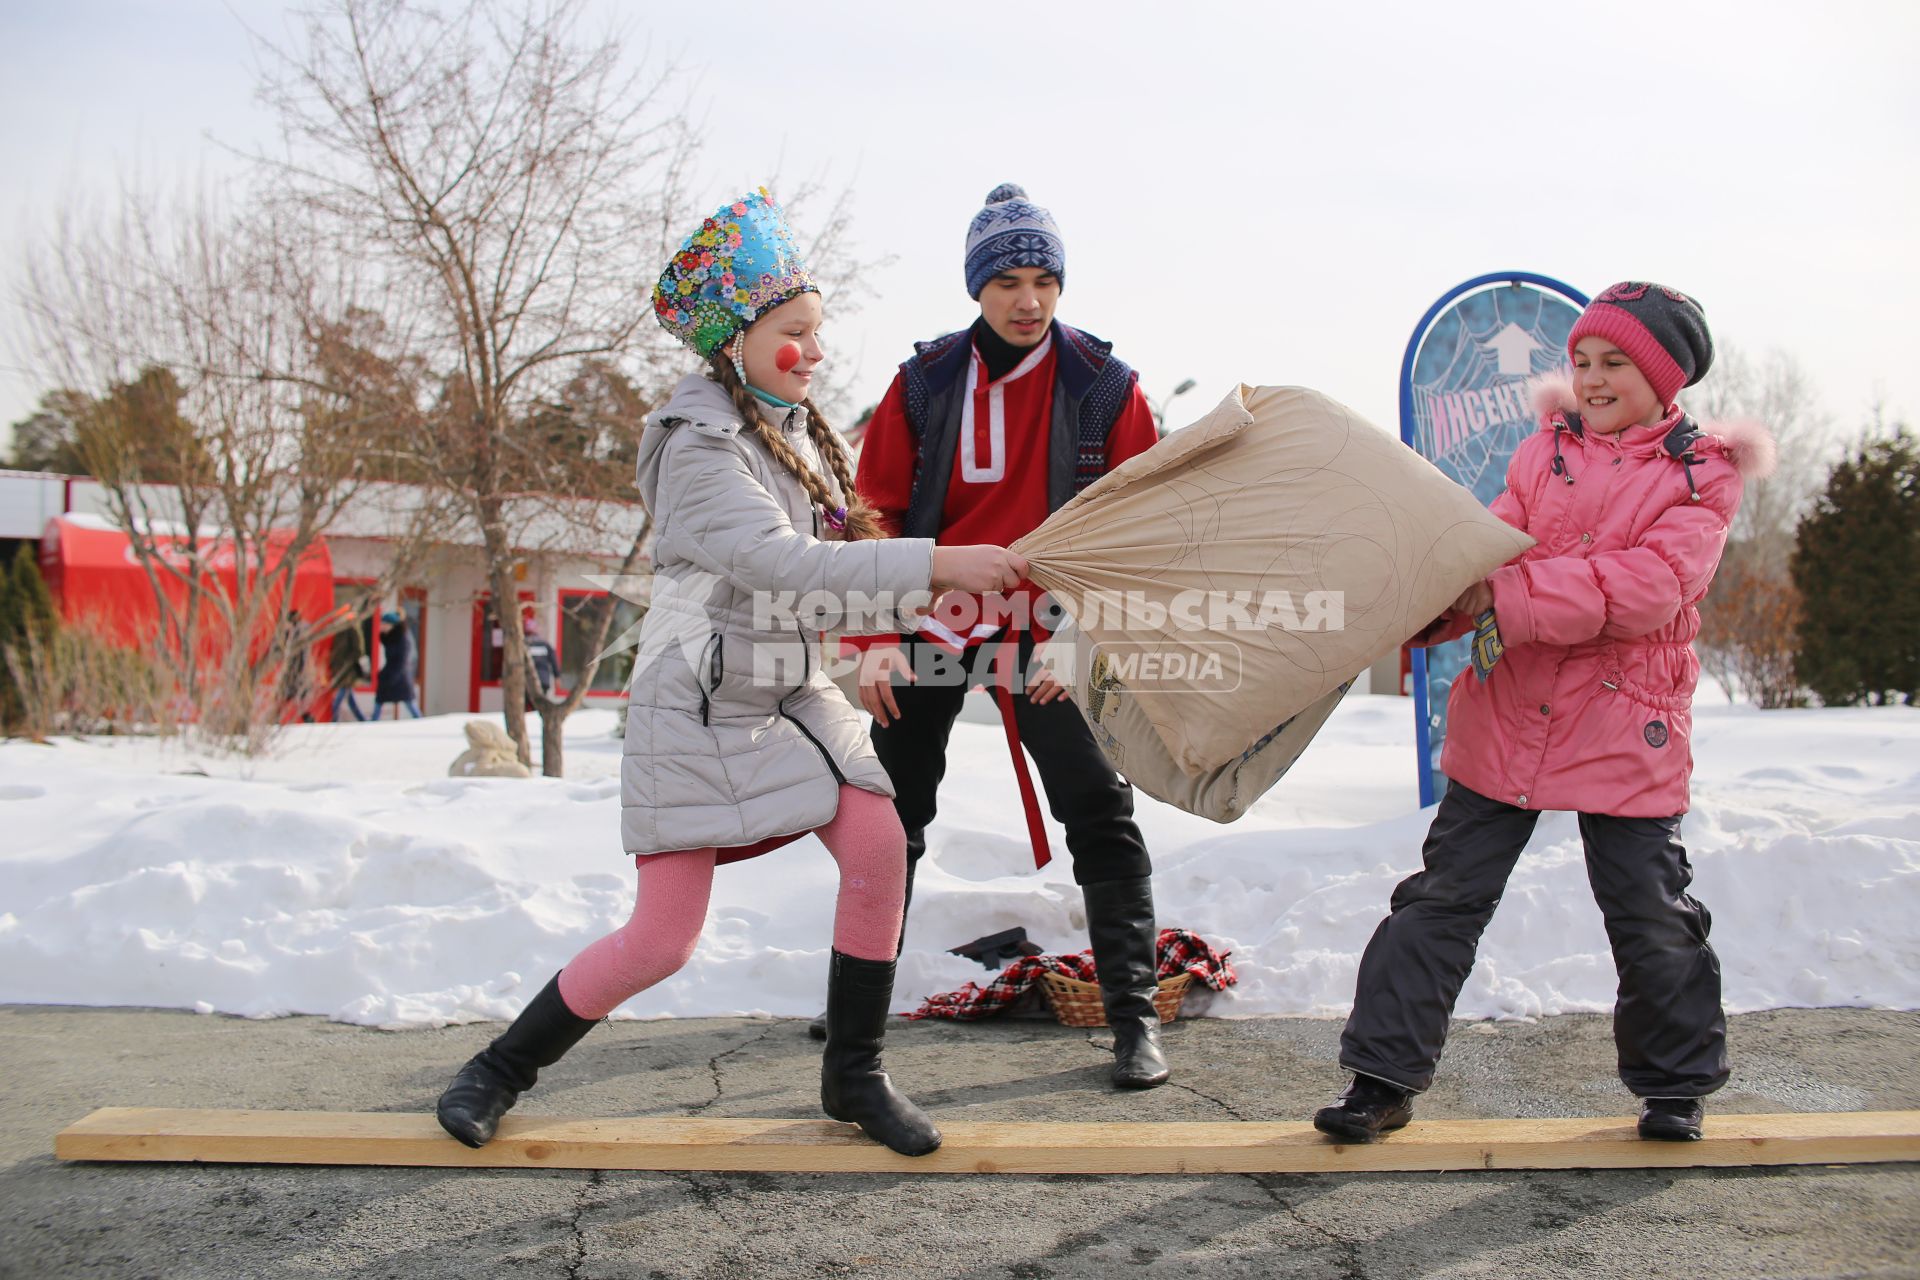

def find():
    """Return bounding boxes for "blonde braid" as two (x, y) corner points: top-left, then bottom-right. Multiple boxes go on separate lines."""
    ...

(798, 400), (886, 541)
(708, 355), (855, 535)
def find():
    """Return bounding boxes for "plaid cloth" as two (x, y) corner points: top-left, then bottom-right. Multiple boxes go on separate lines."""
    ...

(906, 928), (1237, 1021)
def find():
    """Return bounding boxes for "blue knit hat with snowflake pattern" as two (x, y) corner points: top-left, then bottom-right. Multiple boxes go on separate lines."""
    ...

(963, 183), (1065, 300)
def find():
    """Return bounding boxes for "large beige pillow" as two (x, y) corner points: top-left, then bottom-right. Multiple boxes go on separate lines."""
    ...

(1013, 384), (1533, 776)
(1034, 620), (1348, 823)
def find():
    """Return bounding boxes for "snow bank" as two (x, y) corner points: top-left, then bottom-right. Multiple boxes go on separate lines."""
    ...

(2, 698), (1914, 1027)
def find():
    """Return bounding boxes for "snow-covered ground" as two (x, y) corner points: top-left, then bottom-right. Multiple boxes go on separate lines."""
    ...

(1, 695), (1915, 1028)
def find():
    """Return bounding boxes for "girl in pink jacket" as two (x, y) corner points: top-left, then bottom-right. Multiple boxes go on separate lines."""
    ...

(1316, 283), (1776, 1145)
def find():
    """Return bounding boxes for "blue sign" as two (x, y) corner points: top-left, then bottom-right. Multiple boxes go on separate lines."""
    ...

(1398, 273), (1588, 807)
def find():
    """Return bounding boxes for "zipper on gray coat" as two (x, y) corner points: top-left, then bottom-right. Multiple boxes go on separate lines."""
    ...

(699, 633), (722, 726)
(780, 703), (846, 785)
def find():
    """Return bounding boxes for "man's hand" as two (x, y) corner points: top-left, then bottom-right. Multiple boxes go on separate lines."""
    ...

(858, 644), (914, 727)
(1026, 665), (1069, 705)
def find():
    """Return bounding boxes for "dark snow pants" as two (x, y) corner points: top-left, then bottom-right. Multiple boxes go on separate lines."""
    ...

(867, 634), (1152, 888)
(1340, 781), (1729, 1097)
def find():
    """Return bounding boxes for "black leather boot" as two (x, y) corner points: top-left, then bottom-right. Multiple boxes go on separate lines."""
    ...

(1638, 1096), (1705, 1141)
(436, 973), (596, 1148)
(1083, 876), (1171, 1090)
(1313, 1074), (1415, 1143)
(809, 858), (917, 1042)
(819, 949), (942, 1156)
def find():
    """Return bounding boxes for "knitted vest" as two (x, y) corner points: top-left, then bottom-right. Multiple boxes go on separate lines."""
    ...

(897, 320), (1134, 540)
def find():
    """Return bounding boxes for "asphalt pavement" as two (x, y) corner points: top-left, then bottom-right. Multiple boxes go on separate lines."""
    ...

(3, 1004), (1916, 1279)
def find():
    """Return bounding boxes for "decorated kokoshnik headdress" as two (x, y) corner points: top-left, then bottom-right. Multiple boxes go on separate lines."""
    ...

(652, 187), (817, 358)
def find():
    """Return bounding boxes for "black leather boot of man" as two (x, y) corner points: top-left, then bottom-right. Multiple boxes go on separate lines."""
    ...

(1084, 876), (1171, 1089)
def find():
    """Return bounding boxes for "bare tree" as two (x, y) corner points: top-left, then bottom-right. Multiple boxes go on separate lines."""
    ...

(1690, 345), (1835, 703)
(506, 358), (647, 774)
(769, 172), (895, 419)
(524, 517), (649, 777)
(248, 0), (700, 766)
(18, 189), (442, 749)
(1688, 345), (1834, 573)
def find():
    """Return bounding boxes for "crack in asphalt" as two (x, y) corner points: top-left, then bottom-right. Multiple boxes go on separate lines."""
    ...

(676, 1170), (740, 1230)
(1168, 1079), (1252, 1121)
(564, 1168), (602, 1280)
(1077, 1027), (1251, 1120)
(649, 1023), (783, 1253)
(688, 1022), (781, 1116)
(1244, 1172), (1369, 1280)
(1076, 1029), (1360, 1276)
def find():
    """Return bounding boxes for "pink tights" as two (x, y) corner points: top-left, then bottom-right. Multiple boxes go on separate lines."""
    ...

(556, 784), (908, 1020)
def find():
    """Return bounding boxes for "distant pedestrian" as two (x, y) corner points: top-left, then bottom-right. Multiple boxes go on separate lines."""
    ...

(327, 613), (370, 722)
(523, 615), (558, 710)
(372, 610), (421, 719)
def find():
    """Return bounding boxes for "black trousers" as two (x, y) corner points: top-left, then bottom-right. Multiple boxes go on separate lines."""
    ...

(1340, 781), (1729, 1097)
(867, 635), (1152, 887)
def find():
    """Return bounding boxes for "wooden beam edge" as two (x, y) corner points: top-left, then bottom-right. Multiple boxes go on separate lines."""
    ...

(51, 1108), (1920, 1175)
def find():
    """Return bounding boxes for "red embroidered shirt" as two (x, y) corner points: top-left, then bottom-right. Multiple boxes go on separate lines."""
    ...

(849, 332), (1158, 652)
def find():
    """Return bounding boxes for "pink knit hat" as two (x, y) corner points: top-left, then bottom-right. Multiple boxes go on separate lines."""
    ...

(1566, 282), (1713, 407)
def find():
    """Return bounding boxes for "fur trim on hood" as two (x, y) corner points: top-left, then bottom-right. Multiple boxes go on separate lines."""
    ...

(1528, 371), (1579, 421)
(1707, 418), (1778, 481)
(1523, 371), (1777, 480)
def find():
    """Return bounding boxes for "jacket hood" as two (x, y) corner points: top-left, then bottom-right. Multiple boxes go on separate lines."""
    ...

(636, 374), (750, 514)
(1525, 371), (1777, 480)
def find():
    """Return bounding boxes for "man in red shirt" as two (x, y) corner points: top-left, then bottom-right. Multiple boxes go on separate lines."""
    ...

(831, 183), (1170, 1089)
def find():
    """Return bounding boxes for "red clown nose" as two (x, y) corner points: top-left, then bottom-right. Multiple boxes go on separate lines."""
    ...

(774, 342), (802, 373)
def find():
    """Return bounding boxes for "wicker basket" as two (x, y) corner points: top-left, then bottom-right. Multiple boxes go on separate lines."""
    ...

(1036, 971), (1193, 1027)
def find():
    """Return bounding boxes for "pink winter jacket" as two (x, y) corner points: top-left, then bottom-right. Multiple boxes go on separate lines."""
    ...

(1414, 377), (1776, 817)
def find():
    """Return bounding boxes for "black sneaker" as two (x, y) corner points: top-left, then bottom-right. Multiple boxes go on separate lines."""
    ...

(1313, 1075), (1414, 1143)
(1638, 1096), (1705, 1141)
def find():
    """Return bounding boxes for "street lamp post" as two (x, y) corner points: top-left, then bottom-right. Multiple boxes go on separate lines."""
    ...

(1151, 378), (1198, 436)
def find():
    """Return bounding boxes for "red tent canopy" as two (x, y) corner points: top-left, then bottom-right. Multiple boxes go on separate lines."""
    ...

(38, 515), (334, 667)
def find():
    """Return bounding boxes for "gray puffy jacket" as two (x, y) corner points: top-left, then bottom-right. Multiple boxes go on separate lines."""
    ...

(621, 374), (934, 856)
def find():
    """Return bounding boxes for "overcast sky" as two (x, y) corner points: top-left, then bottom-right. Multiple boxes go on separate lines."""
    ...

(3, 1), (1916, 449)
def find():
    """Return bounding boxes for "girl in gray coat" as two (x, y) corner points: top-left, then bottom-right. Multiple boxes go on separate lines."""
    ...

(436, 189), (1023, 1157)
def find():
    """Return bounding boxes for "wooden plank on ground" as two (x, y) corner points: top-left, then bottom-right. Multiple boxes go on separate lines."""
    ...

(53, 1108), (1920, 1175)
